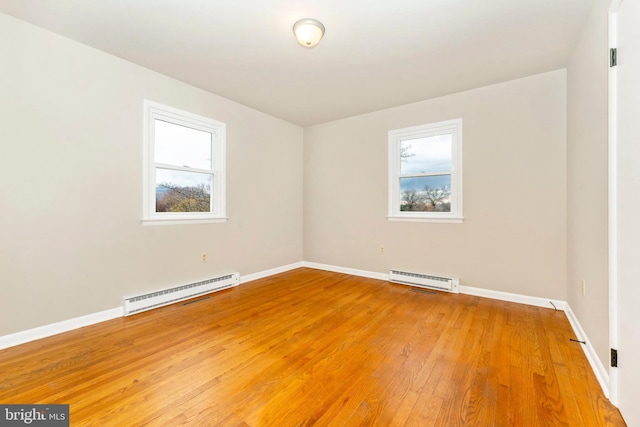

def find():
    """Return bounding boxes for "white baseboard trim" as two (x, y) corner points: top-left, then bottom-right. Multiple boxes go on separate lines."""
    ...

(301, 262), (567, 311)
(1, 260), (608, 402)
(460, 285), (566, 311)
(0, 307), (123, 351)
(0, 263), (306, 351)
(302, 261), (389, 281)
(240, 262), (305, 284)
(564, 303), (610, 398)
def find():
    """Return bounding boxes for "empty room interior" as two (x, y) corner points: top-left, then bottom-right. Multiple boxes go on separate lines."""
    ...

(0, 0), (638, 425)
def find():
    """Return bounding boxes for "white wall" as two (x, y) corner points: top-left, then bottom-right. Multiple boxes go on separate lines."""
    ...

(0, 14), (303, 336)
(304, 70), (567, 300)
(566, 0), (610, 368)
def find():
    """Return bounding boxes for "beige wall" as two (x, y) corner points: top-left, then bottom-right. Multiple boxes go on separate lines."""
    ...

(0, 14), (303, 336)
(1, 9), (597, 349)
(566, 0), (610, 367)
(304, 70), (567, 299)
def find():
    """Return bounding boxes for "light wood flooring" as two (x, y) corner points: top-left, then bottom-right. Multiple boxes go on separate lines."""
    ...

(0, 268), (626, 426)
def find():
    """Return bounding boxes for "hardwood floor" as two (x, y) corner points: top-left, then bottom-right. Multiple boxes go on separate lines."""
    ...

(0, 268), (626, 426)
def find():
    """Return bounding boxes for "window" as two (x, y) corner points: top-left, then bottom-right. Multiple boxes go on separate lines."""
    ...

(388, 119), (463, 222)
(143, 100), (226, 225)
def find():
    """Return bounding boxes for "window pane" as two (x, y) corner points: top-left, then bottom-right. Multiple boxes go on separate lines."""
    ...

(155, 169), (212, 213)
(399, 175), (451, 212)
(400, 134), (452, 174)
(154, 119), (212, 169)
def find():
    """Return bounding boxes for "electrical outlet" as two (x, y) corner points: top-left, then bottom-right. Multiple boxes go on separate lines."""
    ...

(380, 246), (385, 255)
(581, 279), (586, 296)
(201, 253), (207, 263)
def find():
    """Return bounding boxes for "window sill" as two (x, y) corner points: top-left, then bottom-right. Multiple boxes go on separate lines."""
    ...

(387, 215), (464, 224)
(142, 217), (228, 226)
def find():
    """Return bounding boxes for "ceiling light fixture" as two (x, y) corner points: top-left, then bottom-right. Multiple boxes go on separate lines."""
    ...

(293, 18), (325, 48)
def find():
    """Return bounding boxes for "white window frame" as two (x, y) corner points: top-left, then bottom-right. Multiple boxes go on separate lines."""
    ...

(142, 100), (227, 225)
(388, 118), (463, 223)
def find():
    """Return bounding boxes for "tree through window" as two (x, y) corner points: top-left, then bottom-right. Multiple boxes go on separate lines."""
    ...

(143, 101), (226, 225)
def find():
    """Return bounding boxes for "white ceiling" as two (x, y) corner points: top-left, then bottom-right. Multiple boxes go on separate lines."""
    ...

(0, 0), (593, 127)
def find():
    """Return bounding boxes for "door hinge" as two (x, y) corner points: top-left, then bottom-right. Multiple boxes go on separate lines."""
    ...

(610, 48), (617, 67)
(611, 348), (618, 367)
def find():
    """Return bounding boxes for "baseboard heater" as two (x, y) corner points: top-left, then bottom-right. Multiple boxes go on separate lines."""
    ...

(123, 272), (240, 316)
(389, 269), (459, 294)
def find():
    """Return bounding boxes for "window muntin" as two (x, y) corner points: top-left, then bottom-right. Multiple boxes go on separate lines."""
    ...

(388, 119), (462, 222)
(143, 101), (226, 225)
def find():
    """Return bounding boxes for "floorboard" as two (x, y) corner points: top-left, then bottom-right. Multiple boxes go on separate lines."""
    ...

(0, 268), (626, 426)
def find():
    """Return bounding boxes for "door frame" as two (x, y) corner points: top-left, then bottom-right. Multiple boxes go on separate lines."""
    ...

(608, 0), (623, 407)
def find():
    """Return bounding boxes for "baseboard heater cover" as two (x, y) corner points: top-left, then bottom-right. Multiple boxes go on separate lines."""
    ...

(123, 272), (240, 316)
(389, 269), (459, 294)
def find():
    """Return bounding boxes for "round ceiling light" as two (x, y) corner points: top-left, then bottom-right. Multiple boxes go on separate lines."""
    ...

(293, 18), (325, 48)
